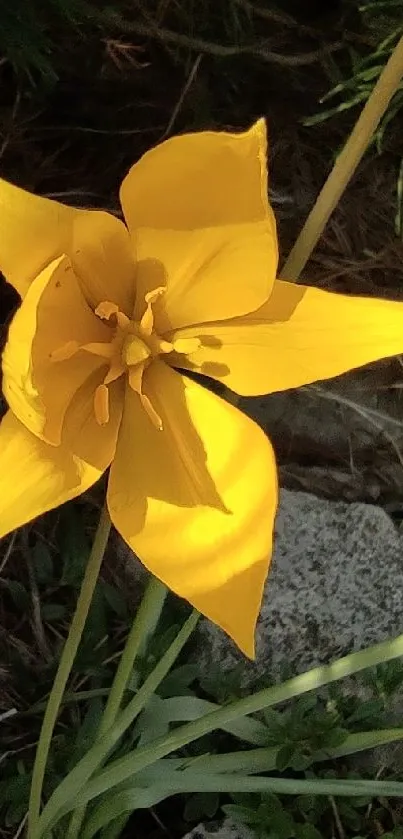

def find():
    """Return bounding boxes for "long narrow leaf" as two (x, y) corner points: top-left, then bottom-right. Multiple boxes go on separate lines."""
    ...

(81, 773), (403, 839)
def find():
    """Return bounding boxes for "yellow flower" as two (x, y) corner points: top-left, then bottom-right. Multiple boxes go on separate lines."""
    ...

(2, 120), (403, 657)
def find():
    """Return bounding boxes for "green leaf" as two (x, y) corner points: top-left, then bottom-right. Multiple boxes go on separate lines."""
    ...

(41, 603), (67, 621)
(133, 695), (269, 747)
(337, 800), (366, 831)
(260, 792), (285, 814)
(267, 809), (295, 839)
(32, 541), (54, 585)
(222, 803), (263, 826)
(295, 825), (323, 839)
(99, 581), (128, 619)
(5, 579), (30, 610)
(183, 791), (220, 822)
(347, 698), (384, 725)
(289, 750), (312, 771)
(229, 793), (259, 809)
(159, 664), (199, 698)
(85, 585), (108, 645)
(68, 698), (105, 768)
(293, 694), (318, 719)
(3, 774), (31, 827)
(321, 726), (348, 748)
(133, 695), (170, 746)
(263, 709), (283, 728)
(276, 743), (297, 771)
(59, 505), (89, 587)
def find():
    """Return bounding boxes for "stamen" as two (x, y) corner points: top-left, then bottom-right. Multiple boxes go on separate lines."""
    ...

(140, 286), (166, 336)
(128, 367), (163, 430)
(140, 393), (163, 431)
(89, 292), (171, 431)
(94, 384), (110, 425)
(128, 365), (143, 395)
(171, 337), (201, 355)
(146, 286), (166, 304)
(82, 341), (115, 359)
(104, 360), (125, 385)
(50, 340), (80, 362)
(95, 301), (120, 320)
(147, 335), (172, 356)
(116, 311), (130, 330)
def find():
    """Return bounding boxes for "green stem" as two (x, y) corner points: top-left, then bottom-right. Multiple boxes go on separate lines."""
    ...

(99, 815), (128, 839)
(100, 576), (167, 734)
(28, 505), (111, 838)
(36, 609), (199, 837)
(280, 34), (403, 281)
(67, 576), (167, 839)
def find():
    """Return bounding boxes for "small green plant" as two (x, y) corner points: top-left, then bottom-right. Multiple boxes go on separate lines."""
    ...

(0, 0), (97, 83)
(305, 0), (403, 235)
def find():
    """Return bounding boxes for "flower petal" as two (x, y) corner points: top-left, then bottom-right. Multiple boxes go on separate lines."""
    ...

(0, 178), (82, 298)
(120, 119), (272, 231)
(168, 281), (403, 395)
(133, 222), (277, 332)
(123, 120), (278, 330)
(2, 256), (110, 444)
(70, 211), (136, 314)
(107, 361), (277, 657)
(0, 410), (103, 539)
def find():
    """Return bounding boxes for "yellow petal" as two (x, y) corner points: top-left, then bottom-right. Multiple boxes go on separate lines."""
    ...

(107, 361), (277, 657)
(120, 119), (273, 231)
(122, 120), (278, 330)
(0, 178), (82, 298)
(133, 221), (277, 332)
(168, 280), (403, 395)
(2, 257), (110, 444)
(70, 211), (136, 314)
(0, 410), (103, 539)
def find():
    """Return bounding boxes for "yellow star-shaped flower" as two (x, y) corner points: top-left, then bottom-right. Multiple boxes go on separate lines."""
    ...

(1, 120), (403, 656)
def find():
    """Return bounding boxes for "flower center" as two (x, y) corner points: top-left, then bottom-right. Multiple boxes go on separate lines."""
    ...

(50, 286), (199, 431)
(92, 288), (173, 430)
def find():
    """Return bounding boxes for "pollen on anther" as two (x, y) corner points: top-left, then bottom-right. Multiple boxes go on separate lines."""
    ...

(94, 384), (110, 425)
(49, 340), (80, 362)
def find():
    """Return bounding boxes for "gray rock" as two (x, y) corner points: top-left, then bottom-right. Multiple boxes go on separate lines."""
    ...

(182, 821), (254, 839)
(195, 489), (403, 688)
(239, 363), (403, 508)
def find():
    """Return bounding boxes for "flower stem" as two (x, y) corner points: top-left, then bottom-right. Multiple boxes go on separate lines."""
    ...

(281, 34), (403, 282)
(66, 575), (167, 839)
(28, 504), (111, 838)
(36, 610), (199, 838)
(100, 575), (167, 735)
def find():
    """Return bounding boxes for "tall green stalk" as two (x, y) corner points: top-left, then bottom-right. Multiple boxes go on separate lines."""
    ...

(28, 505), (111, 838)
(281, 34), (403, 281)
(36, 610), (200, 837)
(100, 576), (167, 734)
(66, 576), (167, 839)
